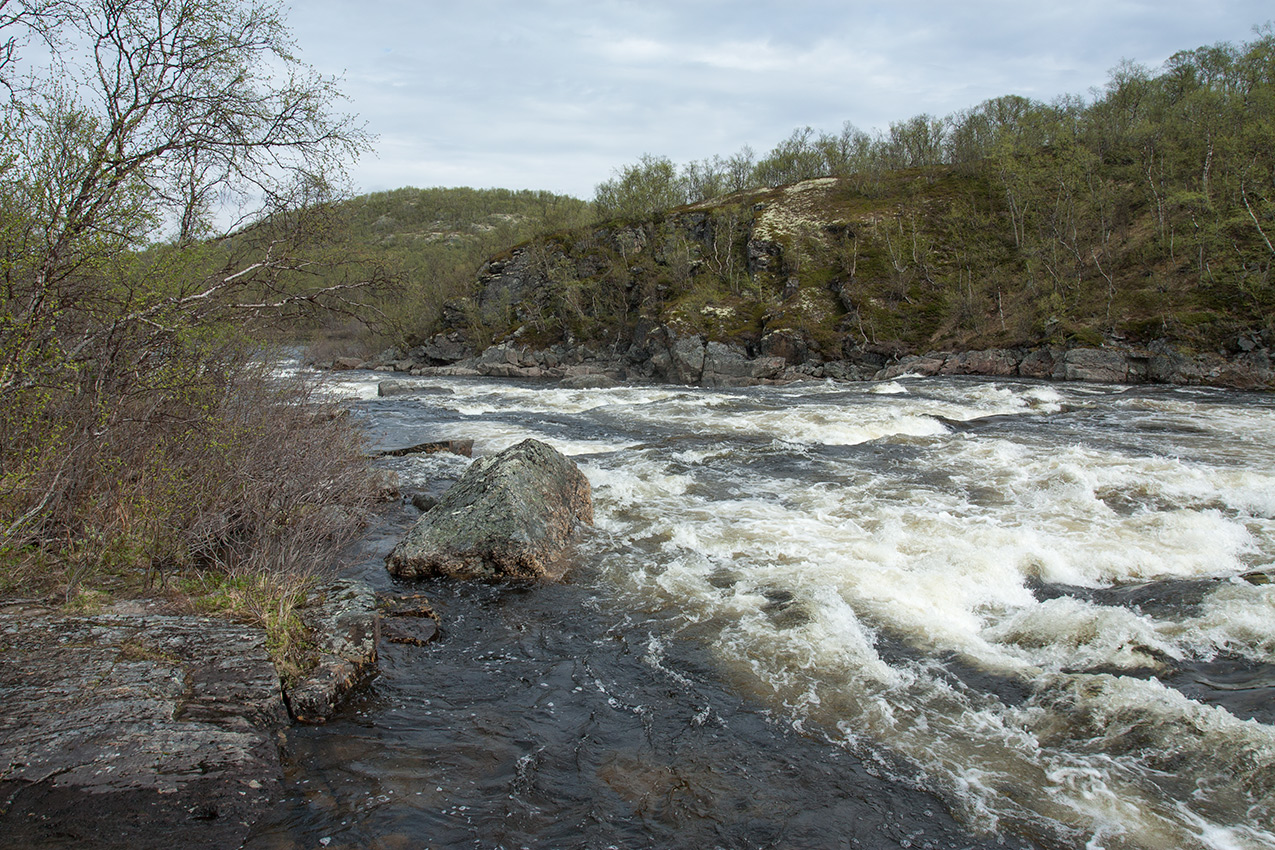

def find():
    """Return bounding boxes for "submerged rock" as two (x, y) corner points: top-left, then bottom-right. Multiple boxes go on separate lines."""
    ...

(385, 438), (593, 580)
(377, 378), (417, 396)
(378, 593), (441, 645)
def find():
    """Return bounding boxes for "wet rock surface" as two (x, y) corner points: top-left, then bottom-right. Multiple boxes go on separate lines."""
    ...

(0, 608), (287, 850)
(0, 578), (383, 847)
(375, 438), (473, 458)
(377, 593), (441, 646)
(285, 579), (380, 724)
(385, 438), (593, 580)
(339, 331), (1273, 392)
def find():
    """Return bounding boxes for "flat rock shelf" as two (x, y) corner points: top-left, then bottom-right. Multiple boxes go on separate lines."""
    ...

(0, 608), (287, 850)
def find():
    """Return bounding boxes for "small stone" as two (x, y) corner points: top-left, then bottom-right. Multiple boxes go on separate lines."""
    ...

(410, 492), (439, 512)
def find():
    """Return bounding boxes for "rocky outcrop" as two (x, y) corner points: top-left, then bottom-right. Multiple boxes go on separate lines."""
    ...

(871, 343), (1273, 389)
(416, 332), (472, 365)
(285, 578), (380, 724)
(328, 326), (1273, 392)
(376, 439), (474, 458)
(653, 335), (707, 384)
(938, 349), (1021, 377)
(701, 341), (786, 386)
(1058, 348), (1131, 383)
(385, 438), (593, 581)
(0, 577), (384, 845)
(0, 608), (287, 850)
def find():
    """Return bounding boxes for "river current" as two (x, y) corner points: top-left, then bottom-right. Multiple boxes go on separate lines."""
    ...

(247, 372), (1275, 850)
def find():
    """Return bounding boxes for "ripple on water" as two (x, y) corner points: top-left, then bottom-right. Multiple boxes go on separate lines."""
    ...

(269, 372), (1275, 850)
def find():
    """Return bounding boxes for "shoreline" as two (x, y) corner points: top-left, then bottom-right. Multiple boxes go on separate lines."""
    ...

(324, 334), (1275, 393)
(0, 580), (380, 850)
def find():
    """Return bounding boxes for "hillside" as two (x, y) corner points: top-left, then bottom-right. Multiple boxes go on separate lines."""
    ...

(296, 186), (593, 351)
(321, 32), (1275, 388)
(395, 166), (1270, 388)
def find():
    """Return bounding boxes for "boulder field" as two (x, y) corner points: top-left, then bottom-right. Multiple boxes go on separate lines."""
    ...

(329, 326), (1275, 392)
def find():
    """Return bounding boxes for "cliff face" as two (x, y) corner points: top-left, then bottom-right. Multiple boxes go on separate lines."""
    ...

(456, 179), (855, 359)
(401, 171), (1272, 389)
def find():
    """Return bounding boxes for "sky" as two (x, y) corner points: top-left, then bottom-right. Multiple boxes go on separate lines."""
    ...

(288, 1), (1273, 200)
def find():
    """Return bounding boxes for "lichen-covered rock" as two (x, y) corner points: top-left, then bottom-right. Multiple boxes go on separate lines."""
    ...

(0, 610), (287, 849)
(385, 438), (593, 580)
(285, 578), (379, 724)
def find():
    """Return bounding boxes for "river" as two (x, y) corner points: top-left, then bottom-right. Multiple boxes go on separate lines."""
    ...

(246, 372), (1275, 850)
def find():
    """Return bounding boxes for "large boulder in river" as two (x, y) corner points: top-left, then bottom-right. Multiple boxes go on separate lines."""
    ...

(385, 439), (593, 580)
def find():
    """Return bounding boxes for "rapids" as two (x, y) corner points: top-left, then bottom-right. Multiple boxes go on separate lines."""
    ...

(248, 373), (1275, 850)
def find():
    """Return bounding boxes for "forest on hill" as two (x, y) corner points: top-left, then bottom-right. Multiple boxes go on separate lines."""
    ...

(330, 27), (1274, 366)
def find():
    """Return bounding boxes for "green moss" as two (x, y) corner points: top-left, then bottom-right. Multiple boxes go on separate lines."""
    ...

(1066, 328), (1106, 347)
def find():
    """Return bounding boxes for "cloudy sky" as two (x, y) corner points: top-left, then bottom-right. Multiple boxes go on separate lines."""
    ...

(288, 1), (1272, 200)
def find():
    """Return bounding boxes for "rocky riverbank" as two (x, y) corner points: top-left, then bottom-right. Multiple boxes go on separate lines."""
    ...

(320, 325), (1274, 391)
(0, 433), (599, 849)
(0, 579), (380, 850)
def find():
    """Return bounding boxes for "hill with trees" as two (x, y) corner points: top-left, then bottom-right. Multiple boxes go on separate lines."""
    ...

(302, 186), (592, 357)
(366, 27), (1273, 388)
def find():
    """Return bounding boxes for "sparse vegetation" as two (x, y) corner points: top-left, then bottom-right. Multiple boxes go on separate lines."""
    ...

(322, 186), (593, 350)
(410, 27), (1275, 361)
(0, 0), (384, 673)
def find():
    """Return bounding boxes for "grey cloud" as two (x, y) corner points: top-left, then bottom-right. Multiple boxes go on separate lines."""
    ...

(288, 0), (1273, 198)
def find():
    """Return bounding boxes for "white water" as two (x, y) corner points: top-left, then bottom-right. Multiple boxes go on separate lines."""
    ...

(333, 371), (1275, 850)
